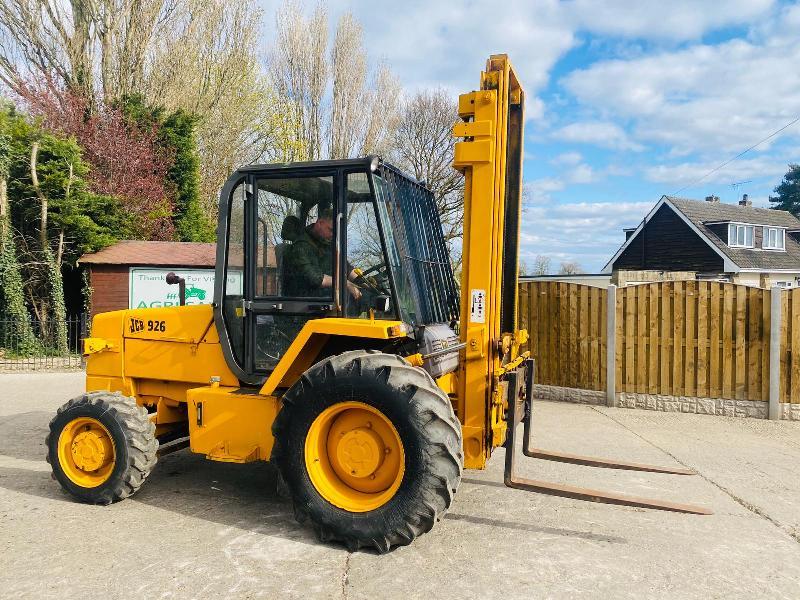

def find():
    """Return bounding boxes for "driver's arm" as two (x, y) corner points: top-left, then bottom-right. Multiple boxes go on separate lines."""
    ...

(288, 241), (328, 292)
(346, 259), (358, 282)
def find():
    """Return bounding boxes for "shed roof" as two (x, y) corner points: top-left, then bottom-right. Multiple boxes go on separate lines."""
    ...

(79, 241), (216, 267)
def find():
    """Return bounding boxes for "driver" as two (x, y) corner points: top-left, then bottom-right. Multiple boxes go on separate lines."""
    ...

(283, 208), (362, 300)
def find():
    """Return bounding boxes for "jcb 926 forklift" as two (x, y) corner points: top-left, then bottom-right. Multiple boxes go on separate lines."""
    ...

(47, 55), (708, 553)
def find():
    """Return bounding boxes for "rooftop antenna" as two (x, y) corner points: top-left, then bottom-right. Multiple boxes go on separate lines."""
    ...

(730, 180), (751, 199)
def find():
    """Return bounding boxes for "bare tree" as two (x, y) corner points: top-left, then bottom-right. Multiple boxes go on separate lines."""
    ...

(392, 88), (463, 257)
(558, 261), (583, 275)
(0, 0), (178, 103)
(532, 255), (551, 275)
(145, 1), (271, 217)
(0, 0), (265, 217)
(267, 1), (400, 162)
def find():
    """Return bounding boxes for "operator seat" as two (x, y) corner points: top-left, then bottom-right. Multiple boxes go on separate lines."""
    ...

(275, 215), (303, 294)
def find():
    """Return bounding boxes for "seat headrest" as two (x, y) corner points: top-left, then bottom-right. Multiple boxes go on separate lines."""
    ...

(280, 215), (303, 242)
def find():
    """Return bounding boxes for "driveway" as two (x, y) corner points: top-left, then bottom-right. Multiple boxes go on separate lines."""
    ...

(1, 373), (799, 599)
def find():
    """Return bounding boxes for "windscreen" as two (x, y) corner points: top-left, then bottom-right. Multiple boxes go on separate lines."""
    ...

(372, 163), (459, 326)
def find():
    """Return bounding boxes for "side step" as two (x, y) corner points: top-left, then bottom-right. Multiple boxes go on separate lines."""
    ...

(503, 360), (712, 515)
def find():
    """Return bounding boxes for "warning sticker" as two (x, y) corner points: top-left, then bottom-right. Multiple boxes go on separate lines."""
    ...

(470, 289), (486, 323)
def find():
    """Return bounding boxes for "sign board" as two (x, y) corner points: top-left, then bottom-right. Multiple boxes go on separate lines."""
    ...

(469, 288), (486, 323)
(129, 268), (242, 309)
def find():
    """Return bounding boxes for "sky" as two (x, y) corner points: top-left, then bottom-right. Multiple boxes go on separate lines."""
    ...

(258, 0), (800, 272)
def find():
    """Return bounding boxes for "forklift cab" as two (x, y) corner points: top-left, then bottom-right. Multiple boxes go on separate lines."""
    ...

(213, 157), (459, 385)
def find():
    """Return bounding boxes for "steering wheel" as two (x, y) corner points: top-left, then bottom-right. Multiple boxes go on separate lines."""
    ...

(359, 263), (387, 278)
(355, 264), (391, 295)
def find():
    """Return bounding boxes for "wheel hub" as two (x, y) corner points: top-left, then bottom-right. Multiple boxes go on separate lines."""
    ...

(56, 416), (116, 488)
(335, 427), (384, 478)
(71, 429), (112, 472)
(305, 401), (405, 512)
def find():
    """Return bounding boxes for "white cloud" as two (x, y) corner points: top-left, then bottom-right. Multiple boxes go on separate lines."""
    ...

(525, 178), (566, 205)
(552, 121), (643, 151)
(561, 11), (800, 156)
(569, 163), (597, 184)
(644, 155), (791, 187)
(520, 200), (653, 270)
(259, 1), (787, 150)
(565, 0), (774, 41)
(550, 151), (583, 166)
(335, 0), (578, 116)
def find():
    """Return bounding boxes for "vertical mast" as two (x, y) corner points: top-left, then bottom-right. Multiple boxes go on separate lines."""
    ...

(452, 55), (525, 469)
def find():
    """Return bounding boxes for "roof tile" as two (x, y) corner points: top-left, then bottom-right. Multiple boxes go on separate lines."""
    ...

(666, 197), (800, 270)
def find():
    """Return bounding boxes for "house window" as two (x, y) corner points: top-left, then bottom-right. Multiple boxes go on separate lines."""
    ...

(728, 223), (754, 248)
(763, 227), (785, 250)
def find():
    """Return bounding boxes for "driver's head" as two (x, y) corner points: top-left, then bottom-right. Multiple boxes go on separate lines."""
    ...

(311, 208), (333, 241)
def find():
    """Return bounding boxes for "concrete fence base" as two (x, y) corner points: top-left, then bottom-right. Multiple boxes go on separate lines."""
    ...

(532, 384), (800, 421)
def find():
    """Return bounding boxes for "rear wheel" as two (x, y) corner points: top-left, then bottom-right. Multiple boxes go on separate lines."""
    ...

(46, 391), (158, 504)
(272, 350), (463, 553)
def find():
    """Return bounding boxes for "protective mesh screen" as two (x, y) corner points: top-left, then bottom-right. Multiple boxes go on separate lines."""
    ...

(376, 163), (460, 325)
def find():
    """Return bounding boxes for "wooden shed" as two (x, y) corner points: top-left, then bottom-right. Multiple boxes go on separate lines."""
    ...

(78, 241), (216, 318)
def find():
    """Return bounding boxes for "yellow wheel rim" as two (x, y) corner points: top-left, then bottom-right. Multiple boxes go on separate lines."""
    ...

(305, 401), (405, 512)
(57, 417), (116, 488)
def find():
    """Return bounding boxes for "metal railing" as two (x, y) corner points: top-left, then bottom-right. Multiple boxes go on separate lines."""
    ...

(0, 314), (88, 371)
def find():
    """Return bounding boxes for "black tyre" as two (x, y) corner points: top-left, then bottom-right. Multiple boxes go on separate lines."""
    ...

(46, 391), (158, 504)
(272, 350), (463, 553)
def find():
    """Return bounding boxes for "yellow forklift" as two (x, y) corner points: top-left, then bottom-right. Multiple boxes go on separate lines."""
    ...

(46, 55), (708, 553)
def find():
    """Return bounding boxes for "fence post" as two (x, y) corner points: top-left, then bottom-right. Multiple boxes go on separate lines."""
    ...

(606, 284), (617, 407)
(769, 286), (782, 420)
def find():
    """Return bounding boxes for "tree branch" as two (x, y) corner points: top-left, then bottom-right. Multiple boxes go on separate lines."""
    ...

(29, 141), (48, 251)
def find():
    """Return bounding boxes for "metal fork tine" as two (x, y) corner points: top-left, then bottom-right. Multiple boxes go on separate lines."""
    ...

(504, 474), (712, 514)
(524, 448), (696, 476)
(503, 361), (712, 516)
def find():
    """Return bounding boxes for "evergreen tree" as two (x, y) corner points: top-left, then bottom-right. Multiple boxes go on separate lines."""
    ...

(769, 164), (800, 215)
(2, 103), (129, 350)
(43, 245), (68, 352)
(161, 109), (215, 242)
(120, 95), (214, 242)
(0, 228), (39, 354)
(4, 110), (131, 264)
(0, 110), (38, 354)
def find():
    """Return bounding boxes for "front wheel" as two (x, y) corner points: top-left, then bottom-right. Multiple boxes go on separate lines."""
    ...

(46, 391), (158, 504)
(272, 350), (463, 553)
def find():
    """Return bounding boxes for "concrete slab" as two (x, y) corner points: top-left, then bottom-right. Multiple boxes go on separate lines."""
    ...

(1, 373), (799, 599)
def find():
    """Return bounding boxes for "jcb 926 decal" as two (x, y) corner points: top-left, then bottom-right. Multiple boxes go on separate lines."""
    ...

(129, 318), (166, 334)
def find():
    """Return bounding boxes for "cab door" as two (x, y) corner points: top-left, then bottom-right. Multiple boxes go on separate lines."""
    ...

(244, 169), (341, 375)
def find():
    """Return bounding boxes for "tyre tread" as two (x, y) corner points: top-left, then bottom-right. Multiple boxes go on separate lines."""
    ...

(272, 350), (463, 553)
(47, 392), (158, 504)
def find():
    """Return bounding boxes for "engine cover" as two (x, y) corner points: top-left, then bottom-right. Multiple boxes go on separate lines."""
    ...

(418, 323), (460, 379)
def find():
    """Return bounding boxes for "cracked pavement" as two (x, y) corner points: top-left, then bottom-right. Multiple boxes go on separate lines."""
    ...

(1, 372), (799, 599)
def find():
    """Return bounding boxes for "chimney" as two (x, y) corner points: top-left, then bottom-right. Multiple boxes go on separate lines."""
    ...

(705, 195), (720, 203)
(739, 194), (751, 207)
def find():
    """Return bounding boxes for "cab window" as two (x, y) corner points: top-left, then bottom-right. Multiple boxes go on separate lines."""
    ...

(345, 172), (392, 319)
(256, 176), (335, 299)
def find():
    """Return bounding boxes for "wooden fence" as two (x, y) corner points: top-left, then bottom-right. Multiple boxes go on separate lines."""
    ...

(518, 282), (607, 391)
(519, 280), (800, 406)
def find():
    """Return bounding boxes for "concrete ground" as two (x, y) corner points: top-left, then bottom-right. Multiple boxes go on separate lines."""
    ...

(1, 373), (799, 599)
